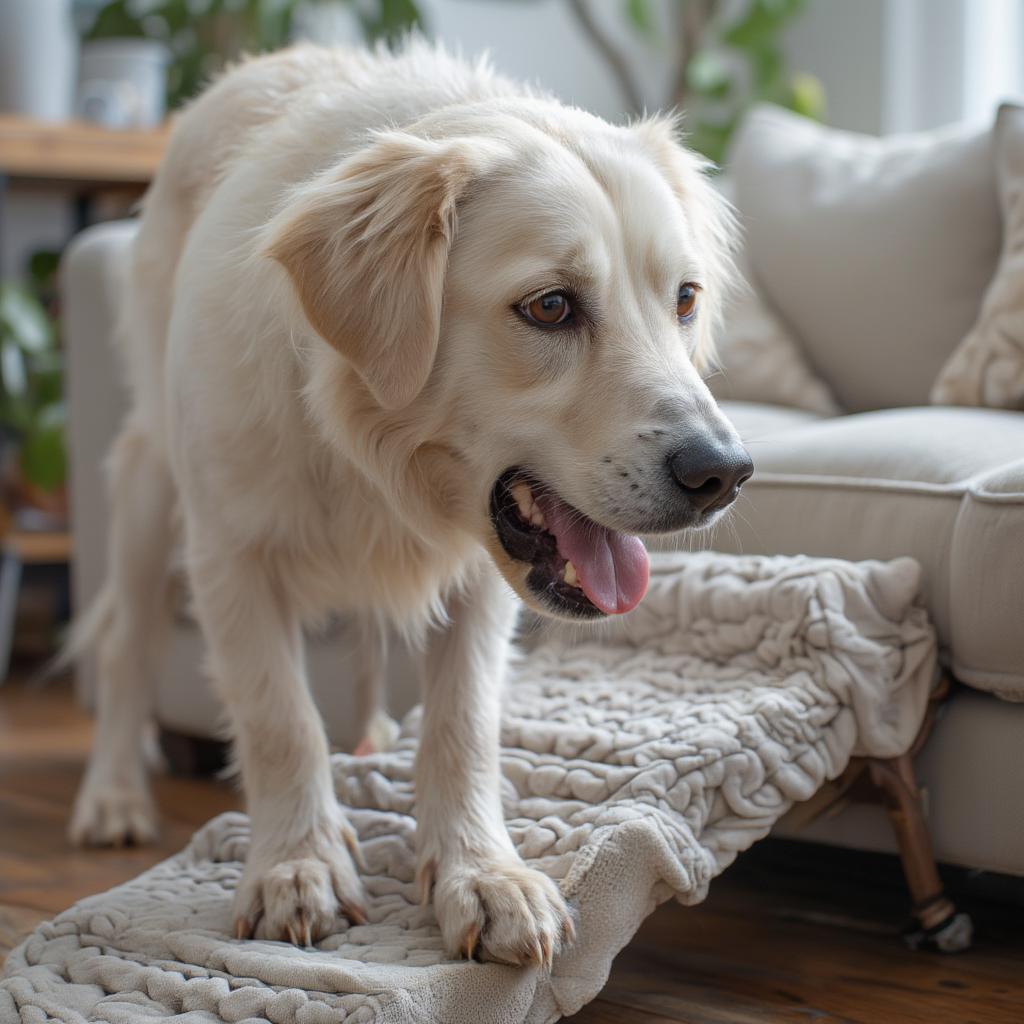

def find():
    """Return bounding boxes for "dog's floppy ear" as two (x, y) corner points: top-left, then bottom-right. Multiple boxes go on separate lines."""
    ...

(632, 116), (739, 372)
(266, 132), (502, 410)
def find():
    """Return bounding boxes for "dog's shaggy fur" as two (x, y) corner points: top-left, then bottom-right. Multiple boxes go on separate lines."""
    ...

(70, 42), (750, 965)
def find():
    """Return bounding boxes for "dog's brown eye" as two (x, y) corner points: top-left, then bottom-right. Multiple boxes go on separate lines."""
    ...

(677, 283), (699, 321)
(525, 292), (572, 326)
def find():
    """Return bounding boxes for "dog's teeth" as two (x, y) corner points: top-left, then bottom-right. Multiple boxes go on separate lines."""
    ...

(511, 483), (534, 520)
(564, 561), (578, 587)
(509, 481), (547, 530)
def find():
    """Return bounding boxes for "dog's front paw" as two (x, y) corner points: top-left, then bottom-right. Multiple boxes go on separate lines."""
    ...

(429, 854), (575, 968)
(234, 823), (367, 945)
(69, 775), (158, 847)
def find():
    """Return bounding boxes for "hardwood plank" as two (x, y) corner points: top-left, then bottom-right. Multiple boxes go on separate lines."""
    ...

(0, 783), (235, 915)
(567, 996), (695, 1024)
(0, 904), (47, 961)
(593, 909), (1023, 1024)
(0, 675), (238, 919)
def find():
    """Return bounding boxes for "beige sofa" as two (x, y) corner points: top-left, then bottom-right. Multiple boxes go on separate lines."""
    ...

(707, 104), (1024, 880)
(64, 111), (1024, 883)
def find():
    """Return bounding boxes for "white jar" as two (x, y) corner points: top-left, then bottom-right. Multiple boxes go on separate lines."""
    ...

(0, 0), (77, 122)
(77, 38), (169, 130)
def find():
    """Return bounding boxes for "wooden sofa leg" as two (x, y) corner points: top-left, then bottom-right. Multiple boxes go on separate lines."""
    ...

(866, 753), (973, 952)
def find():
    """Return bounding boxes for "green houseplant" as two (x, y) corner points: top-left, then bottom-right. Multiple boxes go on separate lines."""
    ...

(85, 0), (425, 110)
(564, 0), (824, 163)
(0, 279), (66, 499)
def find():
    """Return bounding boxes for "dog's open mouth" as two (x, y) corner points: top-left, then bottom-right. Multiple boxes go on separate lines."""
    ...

(490, 468), (650, 618)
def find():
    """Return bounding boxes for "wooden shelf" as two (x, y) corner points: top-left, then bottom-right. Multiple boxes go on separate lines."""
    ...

(5, 530), (71, 565)
(0, 114), (168, 187)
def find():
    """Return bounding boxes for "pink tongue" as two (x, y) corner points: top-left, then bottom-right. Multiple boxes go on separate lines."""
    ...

(537, 493), (650, 615)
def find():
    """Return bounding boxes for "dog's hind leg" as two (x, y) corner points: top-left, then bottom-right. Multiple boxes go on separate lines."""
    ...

(352, 614), (400, 755)
(69, 423), (175, 846)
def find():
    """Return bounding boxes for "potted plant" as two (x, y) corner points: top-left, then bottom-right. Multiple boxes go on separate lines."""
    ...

(0, 279), (67, 527)
(82, 0), (425, 113)
(562, 0), (824, 163)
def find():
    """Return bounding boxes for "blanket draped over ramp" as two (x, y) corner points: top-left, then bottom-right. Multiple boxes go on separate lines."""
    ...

(1, 553), (936, 1024)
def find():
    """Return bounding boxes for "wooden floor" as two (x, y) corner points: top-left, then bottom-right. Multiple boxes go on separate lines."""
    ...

(1, 674), (1022, 1023)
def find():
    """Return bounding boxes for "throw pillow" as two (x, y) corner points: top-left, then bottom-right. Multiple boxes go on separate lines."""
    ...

(931, 104), (1024, 410)
(710, 247), (842, 416)
(728, 105), (1002, 412)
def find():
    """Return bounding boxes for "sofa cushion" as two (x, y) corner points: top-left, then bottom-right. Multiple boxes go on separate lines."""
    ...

(703, 403), (1024, 700)
(728, 105), (1001, 413)
(714, 400), (824, 441)
(709, 178), (841, 416)
(932, 104), (1024, 411)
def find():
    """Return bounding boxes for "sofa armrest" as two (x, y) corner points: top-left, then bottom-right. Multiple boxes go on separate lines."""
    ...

(62, 220), (138, 706)
(950, 458), (1024, 700)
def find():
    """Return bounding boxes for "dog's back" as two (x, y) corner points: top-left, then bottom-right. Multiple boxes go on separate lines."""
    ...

(120, 47), (358, 435)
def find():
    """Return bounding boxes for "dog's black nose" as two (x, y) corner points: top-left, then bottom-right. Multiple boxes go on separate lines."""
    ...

(668, 438), (753, 513)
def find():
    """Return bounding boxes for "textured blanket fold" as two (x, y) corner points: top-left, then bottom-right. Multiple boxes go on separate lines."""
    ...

(1, 552), (936, 1024)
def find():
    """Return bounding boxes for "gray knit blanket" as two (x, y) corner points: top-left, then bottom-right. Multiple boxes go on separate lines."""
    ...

(1, 552), (936, 1024)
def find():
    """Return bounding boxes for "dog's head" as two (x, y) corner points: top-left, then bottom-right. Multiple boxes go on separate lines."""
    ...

(266, 103), (751, 621)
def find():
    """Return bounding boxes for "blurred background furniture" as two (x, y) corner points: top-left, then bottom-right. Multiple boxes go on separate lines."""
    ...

(0, 116), (165, 668)
(0, 114), (166, 259)
(0, 115), (165, 187)
(0, 529), (72, 679)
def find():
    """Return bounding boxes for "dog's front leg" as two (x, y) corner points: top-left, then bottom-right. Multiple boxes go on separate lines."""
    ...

(417, 560), (574, 966)
(188, 545), (366, 944)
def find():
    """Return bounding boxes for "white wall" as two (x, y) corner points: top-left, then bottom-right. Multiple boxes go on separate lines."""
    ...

(779, 0), (1024, 138)
(884, 0), (1023, 133)
(783, 0), (886, 134)
(299, 0), (669, 121)
(421, 0), (659, 121)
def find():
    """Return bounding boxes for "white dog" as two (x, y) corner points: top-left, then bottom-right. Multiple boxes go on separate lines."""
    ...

(70, 42), (752, 966)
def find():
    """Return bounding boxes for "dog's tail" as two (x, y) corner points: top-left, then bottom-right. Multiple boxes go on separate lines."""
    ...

(49, 582), (116, 677)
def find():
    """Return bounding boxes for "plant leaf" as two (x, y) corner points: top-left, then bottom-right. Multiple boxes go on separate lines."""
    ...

(86, 0), (148, 40)
(625, 0), (655, 37)
(723, 0), (806, 49)
(687, 116), (737, 166)
(0, 284), (52, 354)
(20, 414), (66, 493)
(28, 251), (61, 293)
(29, 354), (64, 409)
(368, 0), (424, 44)
(686, 49), (732, 99)
(0, 341), (28, 398)
(788, 72), (825, 120)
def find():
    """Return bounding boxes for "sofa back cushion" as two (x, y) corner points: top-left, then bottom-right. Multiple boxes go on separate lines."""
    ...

(728, 105), (1001, 412)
